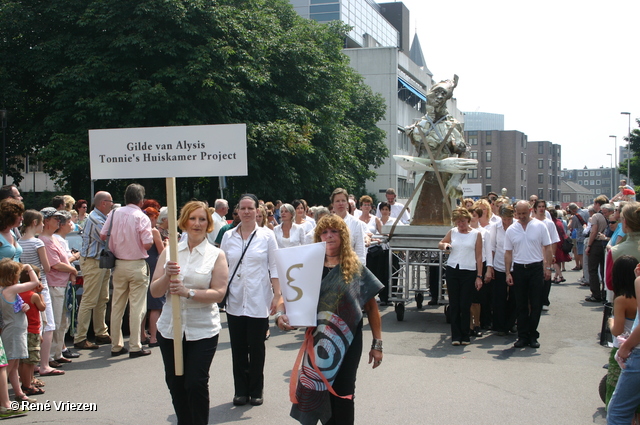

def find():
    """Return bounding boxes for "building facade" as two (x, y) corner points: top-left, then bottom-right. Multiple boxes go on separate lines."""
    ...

(527, 141), (562, 203)
(561, 167), (615, 199)
(463, 130), (529, 201)
(463, 112), (504, 132)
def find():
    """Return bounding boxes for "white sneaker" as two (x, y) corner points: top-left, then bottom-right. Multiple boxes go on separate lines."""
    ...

(542, 305), (549, 311)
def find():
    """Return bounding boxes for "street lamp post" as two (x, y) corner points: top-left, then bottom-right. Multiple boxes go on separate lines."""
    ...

(0, 109), (6, 186)
(610, 135), (617, 190)
(621, 112), (632, 184)
(607, 153), (613, 198)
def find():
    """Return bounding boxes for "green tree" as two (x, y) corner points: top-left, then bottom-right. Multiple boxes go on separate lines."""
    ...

(0, 0), (387, 205)
(618, 118), (640, 186)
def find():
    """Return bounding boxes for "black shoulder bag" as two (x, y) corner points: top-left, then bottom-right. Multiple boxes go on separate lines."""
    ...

(221, 230), (256, 307)
(99, 211), (117, 269)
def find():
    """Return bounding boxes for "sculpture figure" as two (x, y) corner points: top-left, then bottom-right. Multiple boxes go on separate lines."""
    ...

(395, 75), (477, 225)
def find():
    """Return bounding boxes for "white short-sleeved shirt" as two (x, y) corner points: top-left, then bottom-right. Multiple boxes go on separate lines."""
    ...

(538, 217), (560, 244)
(220, 224), (279, 318)
(476, 225), (493, 268)
(273, 223), (306, 248)
(342, 213), (367, 264)
(157, 239), (222, 341)
(504, 219), (552, 265)
(489, 218), (512, 273)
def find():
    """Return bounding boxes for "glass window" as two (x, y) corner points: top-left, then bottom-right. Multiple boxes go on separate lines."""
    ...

(538, 144), (544, 154)
(590, 180), (595, 185)
(486, 168), (492, 179)
(578, 171), (582, 177)
(485, 185), (492, 194)
(538, 189), (544, 198)
(590, 171), (595, 176)
(596, 180), (601, 185)
(538, 159), (544, 169)
(311, 4), (340, 13)
(310, 12), (340, 21)
(469, 137), (478, 146)
(469, 169), (478, 179)
(485, 151), (492, 162)
(538, 174), (544, 184)
(596, 170), (601, 176)
(470, 151), (477, 159)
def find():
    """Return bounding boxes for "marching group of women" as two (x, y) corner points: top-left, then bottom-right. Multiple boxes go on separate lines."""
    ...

(152, 189), (385, 425)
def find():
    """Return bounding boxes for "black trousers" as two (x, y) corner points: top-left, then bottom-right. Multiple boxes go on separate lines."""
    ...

(446, 265), (475, 343)
(512, 262), (544, 340)
(326, 320), (363, 425)
(366, 247), (388, 302)
(158, 332), (219, 425)
(491, 270), (516, 333)
(227, 314), (269, 398)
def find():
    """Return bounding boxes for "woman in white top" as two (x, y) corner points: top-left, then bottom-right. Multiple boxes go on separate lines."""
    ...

(438, 208), (483, 345)
(378, 202), (396, 227)
(292, 199), (315, 233)
(220, 194), (281, 407)
(488, 204), (516, 335)
(150, 201), (229, 425)
(358, 195), (382, 235)
(469, 205), (493, 338)
(273, 203), (305, 248)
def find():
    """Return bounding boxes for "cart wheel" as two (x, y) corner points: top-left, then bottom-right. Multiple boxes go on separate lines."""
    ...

(599, 373), (608, 404)
(395, 303), (405, 321)
(415, 292), (424, 310)
(444, 305), (451, 324)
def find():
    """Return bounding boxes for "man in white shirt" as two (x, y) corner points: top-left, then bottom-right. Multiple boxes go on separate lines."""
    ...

(208, 199), (229, 246)
(504, 200), (553, 349)
(533, 200), (560, 311)
(376, 188), (410, 224)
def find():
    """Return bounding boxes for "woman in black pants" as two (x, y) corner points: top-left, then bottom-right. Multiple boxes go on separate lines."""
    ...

(438, 207), (483, 345)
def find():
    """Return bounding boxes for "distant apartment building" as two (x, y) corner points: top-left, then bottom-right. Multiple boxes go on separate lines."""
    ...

(561, 167), (615, 198)
(464, 130), (529, 200)
(527, 141), (562, 202)
(463, 112), (504, 132)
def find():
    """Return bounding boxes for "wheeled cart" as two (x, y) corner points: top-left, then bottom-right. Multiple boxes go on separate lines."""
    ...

(383, 225), (450, 321)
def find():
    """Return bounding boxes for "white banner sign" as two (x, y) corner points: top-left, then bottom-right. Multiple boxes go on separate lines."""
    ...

(274, 242), (326, 327)
(88, 124), (247, 179)
(461, 183), (482, 197)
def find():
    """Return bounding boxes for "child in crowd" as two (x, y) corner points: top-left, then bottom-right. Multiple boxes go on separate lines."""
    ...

(0, 259), (40, 403)
(17, 210), (61, 377)
(18, 266), (46, 396)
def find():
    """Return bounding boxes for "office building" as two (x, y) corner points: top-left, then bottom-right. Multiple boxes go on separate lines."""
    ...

(463, 112), (504, 132)
(527, 141), (562, 202)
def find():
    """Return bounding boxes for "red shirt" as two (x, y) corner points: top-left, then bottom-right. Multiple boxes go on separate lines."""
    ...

(19, 290), (41, 334)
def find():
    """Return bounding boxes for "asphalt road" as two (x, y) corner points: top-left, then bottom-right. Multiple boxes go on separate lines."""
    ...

(10, 263), (609, 424)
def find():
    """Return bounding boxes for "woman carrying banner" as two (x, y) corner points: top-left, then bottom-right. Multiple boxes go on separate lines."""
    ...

(220, 194), (281, 407)
(150, 201), (229, 425)
(276, 214), (383, 425)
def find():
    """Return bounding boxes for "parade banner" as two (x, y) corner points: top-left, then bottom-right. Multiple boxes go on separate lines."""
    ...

(275, 242), (325, 327)
(88, 123), (247, 376)
(89, 124), (247, 180)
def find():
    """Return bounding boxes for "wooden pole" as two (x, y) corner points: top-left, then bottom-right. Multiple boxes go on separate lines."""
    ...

(166, 177), (184, 376)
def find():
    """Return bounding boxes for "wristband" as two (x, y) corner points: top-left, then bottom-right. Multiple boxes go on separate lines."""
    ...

(476, 275), (483, 279)
(371, 338), (383, 351)
(273, 311), (285, 324)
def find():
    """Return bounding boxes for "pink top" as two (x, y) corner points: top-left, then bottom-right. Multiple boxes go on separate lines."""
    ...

(40, 234), (73, 287)
(100, 204), (153, 260)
